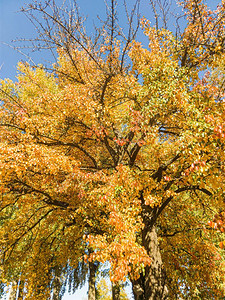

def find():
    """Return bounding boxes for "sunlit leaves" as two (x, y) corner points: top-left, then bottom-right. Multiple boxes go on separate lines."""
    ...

(0, 0), (225, 298)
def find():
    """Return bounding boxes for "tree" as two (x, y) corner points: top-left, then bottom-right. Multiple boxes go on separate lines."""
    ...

(0, 0), (225, 299)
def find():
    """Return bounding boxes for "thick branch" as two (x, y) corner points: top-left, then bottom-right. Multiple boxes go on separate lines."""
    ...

(12, 180), (69, 208)
(129, 143), (141, 167)
(36, 138), (98, 169)
(151, 153), (181, 182)
(156, 185), (212, 219)
(103, 135), (118, 166)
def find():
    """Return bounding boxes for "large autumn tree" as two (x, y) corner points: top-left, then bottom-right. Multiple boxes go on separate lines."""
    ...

(1, 0), (225, 299)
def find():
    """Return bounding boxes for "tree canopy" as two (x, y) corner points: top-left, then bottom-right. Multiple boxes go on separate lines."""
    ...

(0, 0), (225, 299)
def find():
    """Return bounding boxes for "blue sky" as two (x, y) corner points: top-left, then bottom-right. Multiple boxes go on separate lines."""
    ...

(0, 0), (221, 299)
(0, 0), (106, 80)
(0, 0), (148, 80)
(0, 0), (219, 80)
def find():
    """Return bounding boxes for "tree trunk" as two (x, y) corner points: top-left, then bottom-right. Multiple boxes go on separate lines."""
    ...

(142, 225), (168, 300)
(132, 194), (168, 300)
(112, 282), (120, 300)
(132, 276), (145, 300)
(88, 261), (97, 300)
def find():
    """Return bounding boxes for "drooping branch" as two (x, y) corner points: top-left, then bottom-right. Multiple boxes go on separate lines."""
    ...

(3, 208), (55, 262)
(0, 88), (30, 117)
(35, 137), (98, 169)
(156, 185), (213, 220)
(9, 179), (69, 208)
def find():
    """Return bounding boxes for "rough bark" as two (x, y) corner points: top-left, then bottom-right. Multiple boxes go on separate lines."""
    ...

(132, 193), (168, 300)
(112, 282), (120, 300)
(88, 261), (98, 300)
(132, 225), (168, 300)
(142, 225), (168, 300)
(132, 276), (145, 300)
